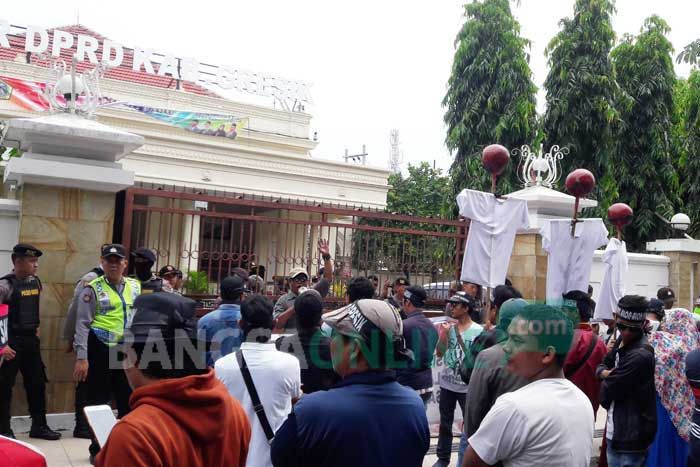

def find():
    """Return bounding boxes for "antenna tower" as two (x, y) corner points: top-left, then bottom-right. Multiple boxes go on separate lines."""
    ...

(389, 129), (402, 173)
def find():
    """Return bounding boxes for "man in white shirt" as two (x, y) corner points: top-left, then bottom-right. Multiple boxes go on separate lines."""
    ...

(463, 304), (594, 467)
(456, 189), (530, 288)
(215, 295), (301, 467)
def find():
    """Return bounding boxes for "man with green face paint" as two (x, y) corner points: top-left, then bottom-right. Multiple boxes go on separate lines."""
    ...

(464, 298), (530, 438)
(463, 304), (594, 467)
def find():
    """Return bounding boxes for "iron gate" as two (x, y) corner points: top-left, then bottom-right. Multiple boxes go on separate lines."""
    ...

(120, 185), (468, 307)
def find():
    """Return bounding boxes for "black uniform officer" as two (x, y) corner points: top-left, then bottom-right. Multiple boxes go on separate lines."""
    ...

(0, 244), (61, 440)
(130, 247), (163, 293)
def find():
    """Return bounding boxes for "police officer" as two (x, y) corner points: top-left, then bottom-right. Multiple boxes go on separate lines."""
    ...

(0, 244), (61, 440)
(158, 264), (182, 295)
(73, 244), (141, 461)
(62, 261), (103, 439)
(130, 247), (163, 294)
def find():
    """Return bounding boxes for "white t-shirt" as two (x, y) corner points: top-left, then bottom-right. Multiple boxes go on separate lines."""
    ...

(457, 189), (530, 288)
(469, 378), (594, 467)
(595, 238), (628, 320)
(541, 219), (608, 302)
(215, 342), (302, 467)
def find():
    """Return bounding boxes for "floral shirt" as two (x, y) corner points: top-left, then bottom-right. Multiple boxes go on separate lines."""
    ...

(648, 308), (700, 441)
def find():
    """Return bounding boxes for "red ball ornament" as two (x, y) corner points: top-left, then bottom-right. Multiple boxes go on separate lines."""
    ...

(608, 203), (633, 229)
(482, 144), (510, 176)
(565, 169), (596, 198)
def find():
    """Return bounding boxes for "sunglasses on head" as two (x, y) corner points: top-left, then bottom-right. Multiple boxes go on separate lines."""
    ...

(617, 322), (643, 332)
(293, 276), (308, 283)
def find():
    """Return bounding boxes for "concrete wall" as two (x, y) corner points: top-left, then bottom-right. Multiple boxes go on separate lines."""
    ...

(589, 250), (670, 302)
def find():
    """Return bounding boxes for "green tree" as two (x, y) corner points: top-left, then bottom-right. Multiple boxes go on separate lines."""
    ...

(386, 162), (453, 219)
(611, 16), (680, 251)
(678, 39), (700, 66)
(443, 0), (537, 195)
(678, 70), (700, 236)
(352, 163), (458, 279)
(542, 0), (619, 207)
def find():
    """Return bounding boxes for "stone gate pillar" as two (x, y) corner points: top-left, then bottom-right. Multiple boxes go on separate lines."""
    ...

(647, 239), (700, 311)
(2, 112), (142, 417)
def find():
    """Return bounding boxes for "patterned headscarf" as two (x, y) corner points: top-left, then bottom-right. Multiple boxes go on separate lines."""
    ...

(649, 308), (700, 440)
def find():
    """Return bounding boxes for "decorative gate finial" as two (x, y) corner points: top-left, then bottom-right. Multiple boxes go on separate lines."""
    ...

(513, 144), (569, 189)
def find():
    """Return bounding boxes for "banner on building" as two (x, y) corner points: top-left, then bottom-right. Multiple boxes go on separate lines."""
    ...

(0, 76), (247, 140)
(124, 104), (248, 140)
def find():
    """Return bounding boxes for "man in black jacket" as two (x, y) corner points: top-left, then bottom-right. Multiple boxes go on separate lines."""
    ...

(396, 285), (438, 407)
(597, 295), (656, 467)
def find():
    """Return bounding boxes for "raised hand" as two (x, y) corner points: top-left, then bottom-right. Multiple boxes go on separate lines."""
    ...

(318, 238), (330, 257)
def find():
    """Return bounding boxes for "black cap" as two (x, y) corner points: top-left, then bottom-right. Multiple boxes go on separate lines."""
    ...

(618, 295), (649, 323)
(132, 247), (156, 263)
(12, 243), (42, 258)
(657, 287), (675, 301)
(394, 277), (410, 287)
(158, 265), (177, 277)
(403, 285), (427, 307)
(447, 291), (477, 310)
(101, 244), (126, 258)
(127, 293), (198, 343)
(221, 275), (247, 298)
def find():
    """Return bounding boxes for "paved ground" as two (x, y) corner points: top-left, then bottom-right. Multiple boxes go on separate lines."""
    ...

(20, 432), (601, 467)
(17, 433), (444, 467)
(20, 408), (606, 466)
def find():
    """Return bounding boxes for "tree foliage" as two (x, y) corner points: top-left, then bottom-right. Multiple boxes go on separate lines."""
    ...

(611, 16), (679, 250)
(386, 162), (453, 219)
(352, 163), (458, 279)
(443, 0), (537, 195)
(677, 39), (700, 66)
(542, 0), (619, 207)
(678, 70), (700, 237)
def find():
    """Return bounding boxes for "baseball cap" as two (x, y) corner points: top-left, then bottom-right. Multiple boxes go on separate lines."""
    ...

(220, 275), (247, 297)
(403, 286), (427, 307)
(394, 277), (410, 287)
(289, 267), (309, 280)
(126, 292), (198, 343)
(12, 243), (42, 258)
(132, 247), (156, 263)
(101, 244), (126, 258)
(323, 299), (412, 360)
(447, 291), (476, 309)
(657, 287), (675, 300)
(158, 265), (177, 277)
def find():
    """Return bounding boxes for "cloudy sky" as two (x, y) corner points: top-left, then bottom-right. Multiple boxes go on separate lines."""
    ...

(4, 0), (698, 172)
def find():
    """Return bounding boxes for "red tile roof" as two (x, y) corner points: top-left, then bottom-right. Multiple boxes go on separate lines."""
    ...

(0, 24), (220, 97)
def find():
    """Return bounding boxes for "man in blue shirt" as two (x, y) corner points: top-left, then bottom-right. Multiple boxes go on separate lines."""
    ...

(197, 275), (246, 366)
(271, 299), (430, 467)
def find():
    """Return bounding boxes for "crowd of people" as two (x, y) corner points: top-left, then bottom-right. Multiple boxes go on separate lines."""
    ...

(2, 241), (700, 467)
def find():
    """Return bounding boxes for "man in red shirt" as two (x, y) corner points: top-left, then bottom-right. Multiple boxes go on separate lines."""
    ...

(562, 290), (608, 417)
